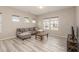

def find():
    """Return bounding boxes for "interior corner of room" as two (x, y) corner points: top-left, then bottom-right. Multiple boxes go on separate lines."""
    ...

(0, 6), (77, 39)
(0, 6), (79, 52)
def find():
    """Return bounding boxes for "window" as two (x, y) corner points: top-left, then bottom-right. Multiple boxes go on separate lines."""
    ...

(43, 17), (59, 30)
(43, 19), (50, 30)
(50, 18), (59, 30)
(24, 17), (30, 23)
(0, 14), (2, 33)
(12, 15), (20, 22)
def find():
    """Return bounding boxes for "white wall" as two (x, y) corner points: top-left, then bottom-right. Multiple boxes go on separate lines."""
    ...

(76, 7), (79, 40)
(0, 7), (36, 39)
(0, 6), (76, 39)
(76, 7), (79, 28)
(37, 7), (76, 38)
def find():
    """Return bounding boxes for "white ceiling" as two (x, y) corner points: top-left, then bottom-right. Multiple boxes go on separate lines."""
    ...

(11, 6), (72, 16)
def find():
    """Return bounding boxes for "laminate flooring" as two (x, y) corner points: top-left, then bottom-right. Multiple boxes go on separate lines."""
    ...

(0, 36), (67, 52)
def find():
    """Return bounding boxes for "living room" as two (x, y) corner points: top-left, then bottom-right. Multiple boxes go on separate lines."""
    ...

(0, 6), (79, 52)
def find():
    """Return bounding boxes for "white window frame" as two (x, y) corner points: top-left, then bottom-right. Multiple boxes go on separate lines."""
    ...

(50, 18), (59, 30)
(43, 19), (50, 30)
(43, 17), (59, 31)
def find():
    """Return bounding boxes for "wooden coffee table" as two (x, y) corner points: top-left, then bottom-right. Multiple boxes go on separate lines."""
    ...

(35, 31), (48, 40)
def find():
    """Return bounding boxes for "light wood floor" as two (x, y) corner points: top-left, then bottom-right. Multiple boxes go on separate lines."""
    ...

(0, 36), (67, 52)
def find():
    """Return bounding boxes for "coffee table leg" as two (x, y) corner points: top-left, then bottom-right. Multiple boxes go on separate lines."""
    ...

(35, 35), (37, 39)
(41, 36), (44, 41)
(47, 34), (48, 38)
(40, 36), (42, 41)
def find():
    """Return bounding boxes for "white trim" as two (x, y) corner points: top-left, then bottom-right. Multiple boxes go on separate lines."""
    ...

(0, 36), (16, 40)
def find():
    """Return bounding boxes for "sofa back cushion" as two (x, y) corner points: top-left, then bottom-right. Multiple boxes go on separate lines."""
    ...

(16, 27), (37, 34)
(29, 28), (33, 31)
(29, 27), (36, 31)
(17, 28), (27, 33)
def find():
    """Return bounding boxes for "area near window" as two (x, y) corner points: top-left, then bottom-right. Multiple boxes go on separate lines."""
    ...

(12, 15), (20, 22)
(50, 17), (59, 30)
(43, 17), (59, 31)
(24, 17), (30, 23)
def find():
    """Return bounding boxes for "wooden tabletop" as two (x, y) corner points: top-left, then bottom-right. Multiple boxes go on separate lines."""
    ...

(36, 32), (48, 36)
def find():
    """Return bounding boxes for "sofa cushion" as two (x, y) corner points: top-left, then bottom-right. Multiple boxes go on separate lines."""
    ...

(19, 32), (31, 36)
(24, 28), (29, 32)
(18, 28), (25, 33)
(29, 28), (33, 31)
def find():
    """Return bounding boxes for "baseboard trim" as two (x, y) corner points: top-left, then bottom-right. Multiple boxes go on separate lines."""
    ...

(0, 36), (16, 40)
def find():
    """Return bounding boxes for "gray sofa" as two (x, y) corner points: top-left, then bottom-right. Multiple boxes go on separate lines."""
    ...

(16, 27), (37, 40)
